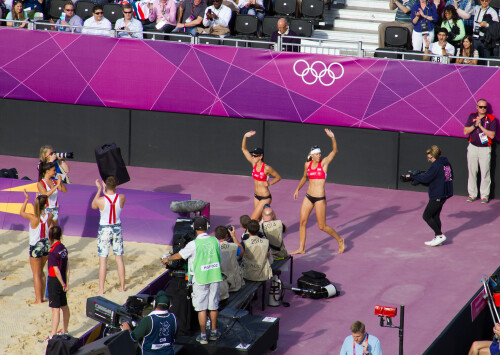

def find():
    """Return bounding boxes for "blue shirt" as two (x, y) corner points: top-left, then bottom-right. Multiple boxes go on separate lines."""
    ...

(410, 2), (438, 33)
(340, 333), (382, 355)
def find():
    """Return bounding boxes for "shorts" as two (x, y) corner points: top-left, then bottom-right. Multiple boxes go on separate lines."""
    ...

(48, 276), (67, 308)
(97, 224), (123, 257)
(490, 341), (500, 355)
(29, 238), (50, 258)
(192, 281), (220, 311)
(45, 206), (59, 221)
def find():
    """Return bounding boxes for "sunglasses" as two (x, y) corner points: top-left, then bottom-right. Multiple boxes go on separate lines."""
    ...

(478, 105), (488, 109)
(251, 154), (261, 157)
(123, 10), (132, 13)
(65, 8), (74, 11)
(94, 11), (103, 14)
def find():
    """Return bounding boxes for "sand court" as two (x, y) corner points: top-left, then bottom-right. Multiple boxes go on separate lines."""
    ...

(0, 229), (170, 354)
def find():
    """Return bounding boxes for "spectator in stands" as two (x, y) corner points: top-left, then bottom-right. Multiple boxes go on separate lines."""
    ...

(238, 0), (264, 36)
(82, 5), (112, 36)
(445, 0), (474, 34)
(455, 34), (478, 64)
(378, 0), (417, 49)
(6, 0), (28, 28)
(261, 206), (289, 260)
(464, 99), (497, 203)
(163, 216), (222, 344)
(459, 0), (498, 58)
(172, 0), (207, 36)
(115, 3), (143, 39)
(411, 0), (438, 51)
(340, 320), (382, 355)
(223, 0), (239, 13)
(270, 18), (300, 52)
(242, 219), (272, 282)
(54, 1), (83, 33)
(215, 225), (244, 293)
(23, 0), (44, 16)
(424, 27), (455, 63)
(441, 5), (465, 48)
(198, 0), (231, 36)
(468, 323), (500, 355)
(145, 0), (177, 33)
(433, 0), (445, 21)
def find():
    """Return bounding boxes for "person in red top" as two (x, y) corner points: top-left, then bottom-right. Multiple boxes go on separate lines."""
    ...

(241, 131), (281, 220)
(292, 129), (344, 255)
(47, 226), (70, 339)
(463, 99), (497, 204)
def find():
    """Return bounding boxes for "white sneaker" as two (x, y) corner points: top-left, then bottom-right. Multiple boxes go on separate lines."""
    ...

(425, 235), (446, 246)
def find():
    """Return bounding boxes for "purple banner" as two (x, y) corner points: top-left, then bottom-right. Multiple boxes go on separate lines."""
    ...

(0, 178), (190, 244)
(0, 28), (498, 138)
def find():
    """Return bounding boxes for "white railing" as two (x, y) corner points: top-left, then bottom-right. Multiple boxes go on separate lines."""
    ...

(2, 18), (500, 66)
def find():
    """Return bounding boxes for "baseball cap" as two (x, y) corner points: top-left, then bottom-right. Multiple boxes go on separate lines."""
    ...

(193, 216), (209, 231)
(156, 291), (170, 306)
(249, 147), (264, 156)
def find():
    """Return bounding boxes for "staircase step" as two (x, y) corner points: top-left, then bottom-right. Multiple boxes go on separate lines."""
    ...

(333, 18), (384, 31)
(314, 28), (378, 43)
(344, 0), (389, 10)
(332, 7), (395, 21)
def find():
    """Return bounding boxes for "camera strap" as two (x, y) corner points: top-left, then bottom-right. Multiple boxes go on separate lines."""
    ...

(353, 333), (368, 354)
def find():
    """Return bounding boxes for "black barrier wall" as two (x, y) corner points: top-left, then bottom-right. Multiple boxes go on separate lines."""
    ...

(1, 98), (498, 196)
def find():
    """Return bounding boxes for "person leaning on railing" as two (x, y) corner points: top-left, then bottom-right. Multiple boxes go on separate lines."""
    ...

(423, 27), (454, 63)
(52, 1), (83, 33)
(115, 3), (143, 39)
(6, 0), (29, 28)
(455, 34), (478, 64)
(82, 4), (112, 36)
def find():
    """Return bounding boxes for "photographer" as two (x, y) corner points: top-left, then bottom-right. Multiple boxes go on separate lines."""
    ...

(121, 291), (177, 355)
(406, 145), (453, 247)
(215, 225), (244, 293)
(39, 145), (71, 184)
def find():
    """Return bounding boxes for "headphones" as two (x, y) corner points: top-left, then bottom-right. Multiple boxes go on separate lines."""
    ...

(193, 216), (210, 231)
(152, 291), (170, 309)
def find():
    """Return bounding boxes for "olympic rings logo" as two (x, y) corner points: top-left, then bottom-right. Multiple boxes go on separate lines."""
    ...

(293, 60), (344, 86)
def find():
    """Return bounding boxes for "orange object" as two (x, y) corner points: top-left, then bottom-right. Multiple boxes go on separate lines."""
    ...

(493, 293), (500, 307)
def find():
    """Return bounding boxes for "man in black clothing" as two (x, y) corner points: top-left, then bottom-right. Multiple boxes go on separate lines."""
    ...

(407, 145), (453, 247)
(270, 18), (300, 52)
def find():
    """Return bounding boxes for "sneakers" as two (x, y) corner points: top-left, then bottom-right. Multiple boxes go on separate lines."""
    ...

(466, 196), (476, 202)
(209, 330), (220, 341)
(196, 333), (208, 344)
(425, 235), (447, 247)
(481, 198), (489, 204)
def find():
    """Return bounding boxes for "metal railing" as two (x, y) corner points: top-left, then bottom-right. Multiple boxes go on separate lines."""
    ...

(365, 48), (500, 66)
(2, 18), (500, 66)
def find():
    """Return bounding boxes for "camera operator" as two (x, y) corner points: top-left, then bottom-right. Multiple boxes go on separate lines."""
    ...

(121, 291), (178, 355)
(406, 145), (453, 247)
(39, 145), (71, 184)
(162, 216), (222, 344)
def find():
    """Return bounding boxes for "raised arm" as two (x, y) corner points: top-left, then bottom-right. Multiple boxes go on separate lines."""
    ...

(321, 129), (338, 166)
(20, 190), (36, 224)
(293, 163), (308, 200)
(229, 226), (244, 258)
(241, 131), (256, 164)
(91, 179), (103, 210)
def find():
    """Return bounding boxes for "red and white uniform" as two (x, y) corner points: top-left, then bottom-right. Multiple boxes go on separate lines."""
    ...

(252, 163), (267, 182)
(41, 178), (58, 208)
(99, 193), (122, 226)
(307, 160), (326, 179)
(29, 214), (49, 246)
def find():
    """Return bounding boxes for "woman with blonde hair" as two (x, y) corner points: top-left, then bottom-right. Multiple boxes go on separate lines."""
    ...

(20, 191), (53, 303)
(292, 129), (344, 255)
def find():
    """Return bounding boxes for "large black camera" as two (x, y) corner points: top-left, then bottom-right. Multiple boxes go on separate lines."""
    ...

(400, 170), (425, 185)
(86, 294), (153, 331)
(55, 151), (74, 160)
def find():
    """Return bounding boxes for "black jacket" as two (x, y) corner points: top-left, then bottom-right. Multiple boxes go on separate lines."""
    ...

(411, 157), (454, 200)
